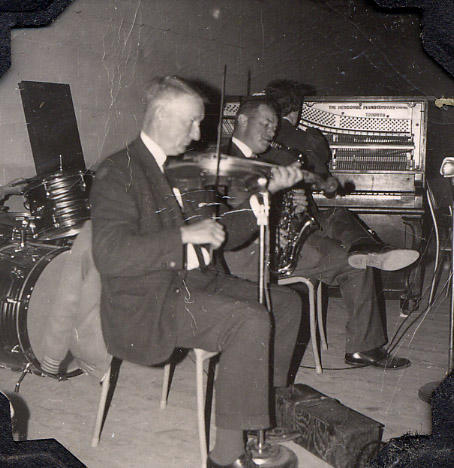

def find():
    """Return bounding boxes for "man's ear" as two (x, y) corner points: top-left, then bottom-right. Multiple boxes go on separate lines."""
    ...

(237, 114), (248, 128)
(155, 103), (167, 121)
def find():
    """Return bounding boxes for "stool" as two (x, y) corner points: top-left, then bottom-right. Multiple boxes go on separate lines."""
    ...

(278, 276), (327, 374)
(161, 349), (219, 468)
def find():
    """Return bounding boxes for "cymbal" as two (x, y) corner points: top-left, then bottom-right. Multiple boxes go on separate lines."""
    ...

(165, 152), (273, 180)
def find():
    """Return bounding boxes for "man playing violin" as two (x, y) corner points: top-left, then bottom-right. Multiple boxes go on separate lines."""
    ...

(225, 92), (416, 370)
(90, 76), (304, 468)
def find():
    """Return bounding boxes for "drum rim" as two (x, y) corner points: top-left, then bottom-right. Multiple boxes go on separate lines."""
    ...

(33, 217), (90, 240)
(23, 170), (93, 194)
(10, 244), (81, 376)
(16, 245), (67, 372)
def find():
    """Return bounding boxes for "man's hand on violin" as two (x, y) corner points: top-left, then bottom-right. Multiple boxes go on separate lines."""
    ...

(267, 162), (303, 194)
(180, 219), (225, 249)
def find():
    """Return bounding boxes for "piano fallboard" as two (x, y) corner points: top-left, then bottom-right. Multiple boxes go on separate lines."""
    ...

(328, 171), (423, 192)
(311, 192), (424, 213)
(294, 188), (424, 214)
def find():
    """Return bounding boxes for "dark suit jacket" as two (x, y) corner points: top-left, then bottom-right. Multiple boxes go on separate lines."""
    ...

(90, 138), (257, 365)
(262, 119), (331, 176)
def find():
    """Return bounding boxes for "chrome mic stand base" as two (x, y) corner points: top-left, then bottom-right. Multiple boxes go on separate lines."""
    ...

(248, 440), (298, 468)
(418, 381), (441, 404)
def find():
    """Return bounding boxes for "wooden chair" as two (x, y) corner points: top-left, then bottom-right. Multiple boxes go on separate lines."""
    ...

(160, 349), (219, 468)
(92, 349), (218, 468)
(278, 276), (327, 374)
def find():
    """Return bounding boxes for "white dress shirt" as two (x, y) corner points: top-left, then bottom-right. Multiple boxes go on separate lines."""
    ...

(140, 132), (211, 270)
(232, 136), (255, 158)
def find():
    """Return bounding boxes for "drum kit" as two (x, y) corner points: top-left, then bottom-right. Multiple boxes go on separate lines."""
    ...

(0, 169), (92, 389)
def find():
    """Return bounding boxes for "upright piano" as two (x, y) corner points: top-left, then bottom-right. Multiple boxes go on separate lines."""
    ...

(300, 97), (427, 213)
(300, 97), (428, 311)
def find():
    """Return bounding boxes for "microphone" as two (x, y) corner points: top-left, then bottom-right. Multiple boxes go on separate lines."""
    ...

(440, 157), (454, 178)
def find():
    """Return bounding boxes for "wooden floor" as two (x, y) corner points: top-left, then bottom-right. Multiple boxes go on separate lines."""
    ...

(0, 260), (450, 468)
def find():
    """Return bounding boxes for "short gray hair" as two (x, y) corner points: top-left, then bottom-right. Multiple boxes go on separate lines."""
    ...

(142, 76), (203, 129)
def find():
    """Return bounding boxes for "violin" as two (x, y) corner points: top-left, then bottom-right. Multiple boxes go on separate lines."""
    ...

(165, 151), (269, 188)
(165, 151), (338, 196)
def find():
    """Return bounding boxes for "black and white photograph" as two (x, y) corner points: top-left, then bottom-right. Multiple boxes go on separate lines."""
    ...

(0, 1), (453, 467)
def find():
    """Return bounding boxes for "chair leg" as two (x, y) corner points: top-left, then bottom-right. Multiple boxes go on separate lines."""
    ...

(91, 365), (111, 447)
(279, 276), (323, 374)
(317, 281), (328, 351)
(305, 280), (322, 375)
(194, 349), (218, 468)
(160, 363), (172, 409)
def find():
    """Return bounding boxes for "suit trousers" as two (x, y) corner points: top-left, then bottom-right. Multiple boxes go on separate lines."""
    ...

(224, 208), (387, 354)
(294, 208), (386, 353)
(166, 268), (301, 430)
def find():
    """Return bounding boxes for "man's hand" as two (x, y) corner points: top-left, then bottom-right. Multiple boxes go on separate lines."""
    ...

(294, 190), (308, 213)
(0, 180), (27, 199)
(267, 162), (303, 194)
(180, 219), (225, 249)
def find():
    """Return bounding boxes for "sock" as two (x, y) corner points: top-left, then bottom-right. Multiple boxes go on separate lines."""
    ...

(210, 427), (244, 465)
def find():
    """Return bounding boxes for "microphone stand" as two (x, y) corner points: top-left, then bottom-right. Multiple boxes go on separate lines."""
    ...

(249, 179), (298, 468)
(419, 157), (454, 403)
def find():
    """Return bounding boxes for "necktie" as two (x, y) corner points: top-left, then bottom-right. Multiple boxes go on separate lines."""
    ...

(172, 185), (209, 272)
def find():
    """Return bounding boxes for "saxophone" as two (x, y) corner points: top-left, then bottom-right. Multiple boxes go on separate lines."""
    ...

(270, 189), (319, 277)
(268, 142), (338, 277)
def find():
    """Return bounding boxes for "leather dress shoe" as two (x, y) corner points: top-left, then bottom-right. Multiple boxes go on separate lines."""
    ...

(207, 452), (259, 468)
(345, 347), (411, 369)
(348, 244), (419, 271)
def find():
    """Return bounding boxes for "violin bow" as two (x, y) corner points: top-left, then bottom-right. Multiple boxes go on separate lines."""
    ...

(214, 65), (227, 187)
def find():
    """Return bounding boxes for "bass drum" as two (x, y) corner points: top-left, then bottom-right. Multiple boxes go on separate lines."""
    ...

(0, 243), (82, 377)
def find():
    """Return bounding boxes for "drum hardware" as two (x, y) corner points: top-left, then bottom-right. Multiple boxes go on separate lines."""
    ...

(5, 297), (22, 305)
(14, 363), (31, 393)
(13, 362), (67, 393)
(11, 267), (25, 279)
(0, 212), (35, 248)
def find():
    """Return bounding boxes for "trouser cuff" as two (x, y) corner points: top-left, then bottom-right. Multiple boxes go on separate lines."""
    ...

(216, 412), (270, 431)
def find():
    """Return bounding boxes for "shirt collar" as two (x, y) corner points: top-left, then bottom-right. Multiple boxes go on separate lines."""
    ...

(232, 136), (254, 158)
(140, 131), (167, 172)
